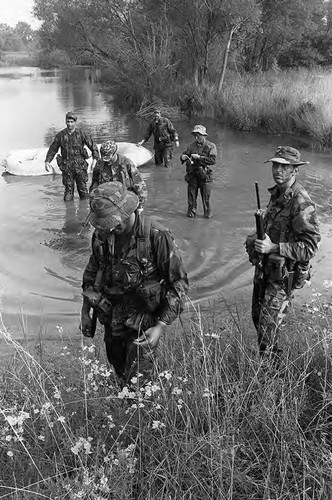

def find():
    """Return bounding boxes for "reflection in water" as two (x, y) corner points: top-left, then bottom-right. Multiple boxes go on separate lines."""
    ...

(0, 66), (332, 354)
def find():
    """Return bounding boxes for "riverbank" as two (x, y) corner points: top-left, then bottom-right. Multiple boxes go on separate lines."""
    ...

(1, 285), (332, 498)
(103, 67), (332, 150)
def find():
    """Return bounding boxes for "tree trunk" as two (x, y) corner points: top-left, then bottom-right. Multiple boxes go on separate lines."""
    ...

(218, 27), (235, 93)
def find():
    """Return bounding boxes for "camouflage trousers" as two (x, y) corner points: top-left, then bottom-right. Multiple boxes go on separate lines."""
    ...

(252, 270), (292, 356)
(187, 178), (212, 218)
(103, 301), (157, 384)
(154, 145), (173, 168)
(61, 162), (89, 201)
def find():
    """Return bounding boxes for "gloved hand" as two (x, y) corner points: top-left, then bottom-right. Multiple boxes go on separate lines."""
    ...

(45, 162), (52, 172)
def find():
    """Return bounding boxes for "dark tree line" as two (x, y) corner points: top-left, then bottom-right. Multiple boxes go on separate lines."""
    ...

(32, 0), (332, 94)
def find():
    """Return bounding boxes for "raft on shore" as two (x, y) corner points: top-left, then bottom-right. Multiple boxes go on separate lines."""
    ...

(2, 142), (153, 176)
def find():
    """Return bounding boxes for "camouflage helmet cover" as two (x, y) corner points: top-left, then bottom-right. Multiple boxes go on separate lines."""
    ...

(265, 146), (309, 166)
(100, 140), (118, 160)
(191, 125), (208, 136)
(89, 181), (139, 230)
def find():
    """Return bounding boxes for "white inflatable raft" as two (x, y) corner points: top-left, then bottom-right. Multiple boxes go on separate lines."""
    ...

(2, 142), (153, 176)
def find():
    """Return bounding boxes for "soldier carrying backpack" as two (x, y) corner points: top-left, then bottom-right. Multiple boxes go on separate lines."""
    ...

(81, 181), (189, 384)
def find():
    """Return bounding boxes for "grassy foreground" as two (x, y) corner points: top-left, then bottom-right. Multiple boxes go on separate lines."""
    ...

(1, 287), (332, 499)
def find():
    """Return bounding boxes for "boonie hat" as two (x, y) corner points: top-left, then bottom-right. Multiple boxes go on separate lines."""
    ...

(265, 146), (309, 166)
(89, 181), (139, 230)
(100, 140), (118, 160)
(191, 125), (208, 136)
(153, 106), (161, 113)
(65, 111), (77, 121)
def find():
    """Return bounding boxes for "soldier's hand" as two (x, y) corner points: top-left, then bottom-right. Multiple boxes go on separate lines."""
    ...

(137, 140), (144, 147)
(45, 162), (52, 172)
(134, 322), (164, 349)
(174, 140), (180, 148)
(191, 153), (200, 160)
(255, 233), (279, 254)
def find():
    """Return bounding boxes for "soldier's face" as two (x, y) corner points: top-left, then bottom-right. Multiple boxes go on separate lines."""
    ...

(154, 111), (161, 121)
(272, 162), (297, 187)
(193, 133), (205, 145)
(113, 213), (136, 235)
(66, 118), (76, 132)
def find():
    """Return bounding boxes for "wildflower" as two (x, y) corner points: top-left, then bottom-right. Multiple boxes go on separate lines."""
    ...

(159, 370), (172, 380)
(172, 387), (182, 395)
(53, 389), (61, 399)
(56, 325), (64, 334)
(57, 416), (65, 424)
(7, 451), (13, 458)
(152, 420), (166, 430)
(202, 388), (213, 398)
(38, 435), (45, 441)
(71, 437), (93, 455)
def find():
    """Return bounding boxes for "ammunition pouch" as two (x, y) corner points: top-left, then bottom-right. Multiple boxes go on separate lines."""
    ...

(135, 280), (162, 313)
(245, 234), (259, 265)
(82, 287), (113, 325)
(293, 262), (311, 289)
(265, 254), (287, 282)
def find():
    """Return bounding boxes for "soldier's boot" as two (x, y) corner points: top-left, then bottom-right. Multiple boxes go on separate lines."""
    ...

(204, 210), (213, 219)
(186, 208), (196, 218)
(64, 190), (74, 202)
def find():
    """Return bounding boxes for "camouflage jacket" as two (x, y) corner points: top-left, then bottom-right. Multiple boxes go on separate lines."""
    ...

(82, 214), (189, 325)
(181, 140), (217, 182)
(45, 128), (99, 167)
(143, 117), (178, 150)
(264, 181), (320, 263)
(89, 154), (147, 205)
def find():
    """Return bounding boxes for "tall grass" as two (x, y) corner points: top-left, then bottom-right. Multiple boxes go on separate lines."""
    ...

(1, 288), (332, 499)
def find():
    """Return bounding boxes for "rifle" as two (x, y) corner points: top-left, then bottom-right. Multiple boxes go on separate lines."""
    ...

(254, 182), (265, 276)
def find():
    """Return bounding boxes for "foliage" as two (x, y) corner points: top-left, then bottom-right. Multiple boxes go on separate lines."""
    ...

(1, 286), (332, 498)
(0, 22), (38, 53)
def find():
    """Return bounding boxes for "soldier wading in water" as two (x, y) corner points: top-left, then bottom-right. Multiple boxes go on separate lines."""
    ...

(246, 146), (321, 365)
(45, 111), (99, 201)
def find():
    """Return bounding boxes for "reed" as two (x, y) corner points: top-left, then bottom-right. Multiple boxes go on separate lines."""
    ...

(1, 287), (332, 499)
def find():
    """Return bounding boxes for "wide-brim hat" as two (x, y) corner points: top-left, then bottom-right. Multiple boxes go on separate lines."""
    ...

(191, 125), (208, 136)
(265, 146), (309, 166)
(89, 181), (139, 230)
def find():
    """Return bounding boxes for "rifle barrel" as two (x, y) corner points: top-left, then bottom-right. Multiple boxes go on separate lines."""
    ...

(255, 182), (261, 210)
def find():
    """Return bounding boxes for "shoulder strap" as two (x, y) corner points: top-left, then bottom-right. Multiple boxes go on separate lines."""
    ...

(136, 216), (152, 263)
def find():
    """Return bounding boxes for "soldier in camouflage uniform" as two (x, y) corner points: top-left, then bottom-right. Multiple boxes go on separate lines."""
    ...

(245, 146), (321, 361)
(89, 140), (147, 208)
(137, 107), (179, 168)
(180, 125), (217, 218)
(45, 111), (99, 201)
(81, 181), (188, 383)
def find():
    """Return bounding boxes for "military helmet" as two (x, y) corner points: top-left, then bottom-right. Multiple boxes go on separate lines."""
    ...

(100, 140), (118, 160)
(265, 146), (309, 166)
(89, 181), (139, 230)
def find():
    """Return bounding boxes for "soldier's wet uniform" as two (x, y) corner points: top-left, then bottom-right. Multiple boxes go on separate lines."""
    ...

(143, 116), (178, 168)
(45, 128), (99, 201)
(89, 154), (147, 206)
(181, 139), (217, 218)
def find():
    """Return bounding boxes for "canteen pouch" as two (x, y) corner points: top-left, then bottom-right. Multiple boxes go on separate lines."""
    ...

(82, 287), (113, 324)
(135, 280), (162, 313)
(293, 262), (311, 289)
(265, 254), (287, 282)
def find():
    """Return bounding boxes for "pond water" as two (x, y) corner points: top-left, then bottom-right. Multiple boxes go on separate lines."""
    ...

(1, 66), (332, 357)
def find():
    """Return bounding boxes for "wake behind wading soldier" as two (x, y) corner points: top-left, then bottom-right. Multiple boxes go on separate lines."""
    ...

(245, 146), (321, 364)
(45, 111), (100, 201)
(89, 140), (147, 208)
(80, 181), (188, 384)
